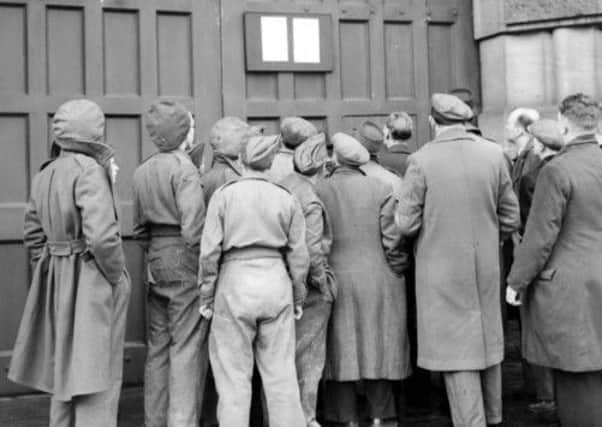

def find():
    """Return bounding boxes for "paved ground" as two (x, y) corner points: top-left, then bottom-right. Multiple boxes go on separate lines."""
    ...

(0, 320), (559, 426)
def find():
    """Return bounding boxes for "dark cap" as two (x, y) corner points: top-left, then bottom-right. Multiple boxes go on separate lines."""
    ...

(385, 112), (413, 140)
(527, 119), (564, 151)
(431, 93), (474, 125)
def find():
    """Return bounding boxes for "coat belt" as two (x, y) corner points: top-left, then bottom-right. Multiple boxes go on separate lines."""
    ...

(45, 239), (87, 256)
(222, 246), (282, 262)
(148, 224), (181, 238)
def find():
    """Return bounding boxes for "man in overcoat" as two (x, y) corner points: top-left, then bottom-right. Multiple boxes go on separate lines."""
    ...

(133, 100), (206, 426)
(355, 120), (403, 195)
(379, 112), (414, 177)
(317, 133), (411, 427)
(268, 117), (318, 181)
(199, 134), (309, 427)
(506, 93), (602, 427)
(281, 133), (336, 427)
(396, 93), (520, 427)
(9, 99), (131, 427)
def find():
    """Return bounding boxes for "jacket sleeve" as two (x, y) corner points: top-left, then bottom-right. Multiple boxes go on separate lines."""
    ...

(395, 156), (426, 236)
(507, 163), (570, 292)
(381, 193), (410, 276)
(285, 199), (310, 306)
(304, 201), (330, 294)
(198, 193), (224, 307)
(497, 156), (521, 237)
(23, 176), (46, 265)
(132, 175), (149, 245)
(75, 163), (125, 286)
(175, 164), (206, 248)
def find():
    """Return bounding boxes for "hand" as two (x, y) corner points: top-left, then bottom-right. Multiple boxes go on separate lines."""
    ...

(505, 286), (522, 306)
(199, 304), (213, 319)
(294, 305), (303, 320)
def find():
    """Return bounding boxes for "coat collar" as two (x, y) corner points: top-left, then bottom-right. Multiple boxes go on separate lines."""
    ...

(431, 126), (472, 143)
(330, 165), (366, 177)
(558, 134), (598, 154)
(387, 142), (411, 154)
(214, 153), (242, 175)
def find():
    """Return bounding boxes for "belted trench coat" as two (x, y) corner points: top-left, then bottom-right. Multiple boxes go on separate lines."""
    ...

(9, 152), (130, 401)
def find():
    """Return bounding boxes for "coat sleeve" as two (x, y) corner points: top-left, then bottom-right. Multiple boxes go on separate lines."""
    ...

(285, 198), (310, 306)
(132, 174), (149, 246)
(23, 176), (46, 265)
(497, 156), (521, 237)
(304, 201), (330, 295)
(198, 192), (224, 307)
(507, 162), (570, 292)
(395, 155), (426, 236)
(75, 163), (125, 286)
(175, 164), (206, 248)
(381, 193), (410, 276)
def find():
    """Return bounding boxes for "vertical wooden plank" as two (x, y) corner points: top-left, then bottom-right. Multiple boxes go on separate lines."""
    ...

(427, 23), (453, 95)
(221, 0), (247, 117)
(0, 115), (28, 204)
(369, 1), (385, 102)
(247, 73), (279, 100)
(0, 5), (27, 94)
(156, 12), (193, 97)
(294, 73), (326, 99)
(412, 0), (431, 145)
(384, 22), (415, 99)
(103, 9), (140, 95)
(46, 7), (85, 95)
(85, 1), (103, 96)
(339, 20), (371, 99)
(140, 4), (157, 159)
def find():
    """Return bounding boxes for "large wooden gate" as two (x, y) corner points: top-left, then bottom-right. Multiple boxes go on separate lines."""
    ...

(0, 0), (221, 396)
(222, 0), (479, 151)
(0, 0), (478, 396)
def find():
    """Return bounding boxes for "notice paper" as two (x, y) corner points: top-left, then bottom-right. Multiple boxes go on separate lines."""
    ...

(261, 16), (289, 62)
(293, 18), (320, 63)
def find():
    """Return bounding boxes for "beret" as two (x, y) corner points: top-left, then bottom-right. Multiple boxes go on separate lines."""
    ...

(332, 132), (369, 167)
(385, 112), (413, 140)
(52, 99), (113, 166)
(294, 132), (328, 175)
(209, 116), (251, 158)
(431, 93), (474, 124)
(145, 100), (191, 152)
(353, 120), (384, 154)
(241, 134), (281, 170)
(280, 117), (318, 148)
(527, 119), (564, 150)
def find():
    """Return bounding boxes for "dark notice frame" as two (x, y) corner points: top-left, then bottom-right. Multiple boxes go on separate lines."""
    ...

(244, 12), (334, 72)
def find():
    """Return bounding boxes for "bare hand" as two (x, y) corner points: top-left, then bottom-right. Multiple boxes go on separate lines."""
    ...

(505, 286), (522, 306)
(199, 304), (213, 319)
(294, 305), (303, 320)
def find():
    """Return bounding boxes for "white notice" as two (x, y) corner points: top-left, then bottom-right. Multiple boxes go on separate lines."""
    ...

(261, 16), (289, 62)
(293, 18), (320, 63)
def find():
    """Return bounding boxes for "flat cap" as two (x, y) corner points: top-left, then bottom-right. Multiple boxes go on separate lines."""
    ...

(280, 117), (318, 149)
(145, 100), (191, 152)
(353, 120), (384, 154)
(209, 116), (251, 158)
(294, 133), (328, 175)
(431, 93), (474, 124)
(385, 112), (413, 140)
(332, 132), (369, 167)
(241, 134), (281, 170)
(527, 119), (564, 150)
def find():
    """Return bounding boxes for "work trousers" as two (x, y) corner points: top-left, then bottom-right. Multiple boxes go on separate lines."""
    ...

(523, 361), (554, 401)
(442, 364), (502, 427)
(49, 277), (130, 427)
(210, 256), (305, 427)
(322, 380), (398, 423)
(144, 237), (207, 427)
(295, 289), (332, 423)
(554, 369), (602, 427)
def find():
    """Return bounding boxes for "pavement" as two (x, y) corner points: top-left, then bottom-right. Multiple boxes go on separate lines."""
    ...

(0, 320), (560, 426)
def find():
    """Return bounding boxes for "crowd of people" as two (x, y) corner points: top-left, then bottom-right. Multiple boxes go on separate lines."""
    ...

(6, 91), (602, 427)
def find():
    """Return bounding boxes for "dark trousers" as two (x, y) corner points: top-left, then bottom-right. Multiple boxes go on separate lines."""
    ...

(555, 369), (602, 427)
(322, 380), (397, 423)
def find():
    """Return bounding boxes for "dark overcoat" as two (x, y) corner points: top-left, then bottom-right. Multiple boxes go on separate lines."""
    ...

(9, 152), (130, 400)
(317, 167), (411, 381)
(396, 128), (520, 371)
(508, 136), (602, 372)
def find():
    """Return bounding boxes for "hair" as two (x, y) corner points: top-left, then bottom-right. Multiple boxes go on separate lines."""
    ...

(506, 108), (540, 132)
(559, 93), (601, 131)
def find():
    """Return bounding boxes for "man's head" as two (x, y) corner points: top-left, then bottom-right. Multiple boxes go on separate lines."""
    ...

(505, 108), (540, 157)
(384, 112), (413, 148)
(293, 133), (328, 177)
(145, 100), (192, 153)
(353, 120), (384, 155)
(280, 117), (318, 150)
(429, 93), (474, 135)
(209, 116), (251, 159)
(558, 93), (601, 139)
(240, 134), (281, 172)
(331, 132), (370, 167)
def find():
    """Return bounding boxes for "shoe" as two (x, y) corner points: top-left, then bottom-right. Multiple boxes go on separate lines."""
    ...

(370, 419), (398, 427)
(528, 400), (556, 414)
(308, 420), (321, 427)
